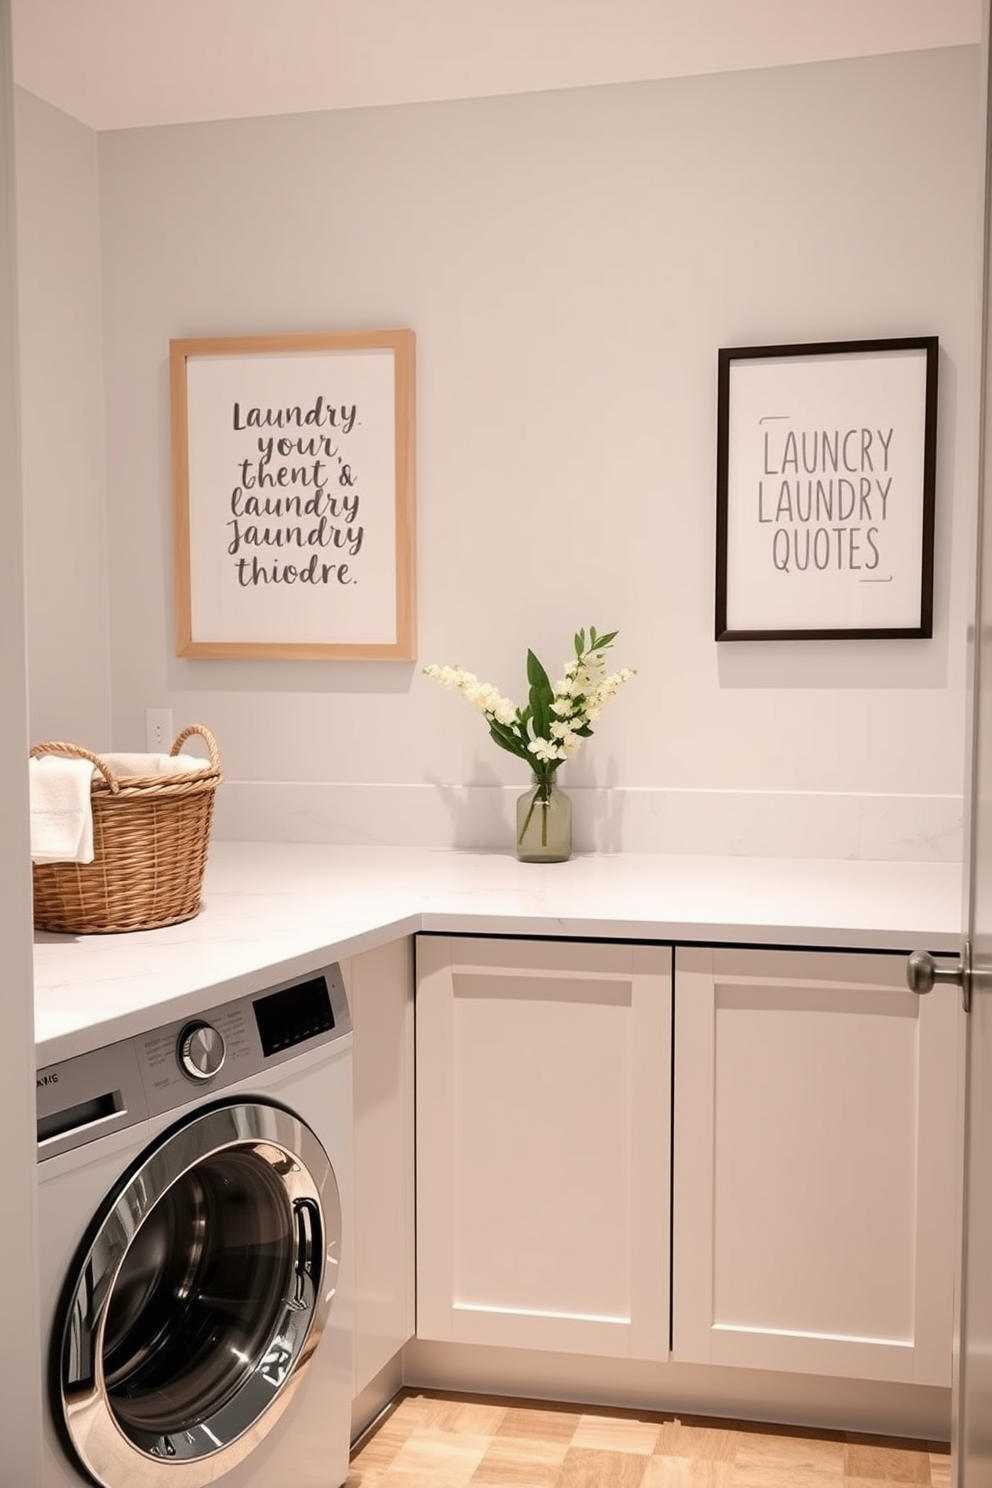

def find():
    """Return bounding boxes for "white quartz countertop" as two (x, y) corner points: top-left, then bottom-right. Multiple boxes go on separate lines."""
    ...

(33, 841), (963, 1064)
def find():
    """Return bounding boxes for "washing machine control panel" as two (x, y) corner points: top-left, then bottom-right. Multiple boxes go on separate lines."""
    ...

(36, 962), (352, 1161)
(178, 1021), (227, 1081)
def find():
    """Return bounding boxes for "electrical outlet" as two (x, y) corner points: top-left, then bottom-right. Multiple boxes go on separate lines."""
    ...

(146, 708), (174, 752)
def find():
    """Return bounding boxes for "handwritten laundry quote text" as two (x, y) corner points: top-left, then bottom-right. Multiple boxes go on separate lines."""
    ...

(225, 396), (363, 589)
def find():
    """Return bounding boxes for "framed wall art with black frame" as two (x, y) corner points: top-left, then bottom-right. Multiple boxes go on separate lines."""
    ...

(171, 328), (416, 660)
(714, 335), (938, 641)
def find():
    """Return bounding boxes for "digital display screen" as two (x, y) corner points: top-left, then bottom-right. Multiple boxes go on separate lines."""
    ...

(253, 974), (335, 1057)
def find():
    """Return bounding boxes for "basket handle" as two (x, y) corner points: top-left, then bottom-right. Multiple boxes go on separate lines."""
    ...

(171, 724), (220, 772)
(29, 742), (120, 793)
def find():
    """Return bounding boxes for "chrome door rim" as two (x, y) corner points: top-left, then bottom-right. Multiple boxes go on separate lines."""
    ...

(58, 1101), (341, 1488)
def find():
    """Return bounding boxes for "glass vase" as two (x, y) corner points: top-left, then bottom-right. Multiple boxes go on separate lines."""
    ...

(516, 772), (572, 863)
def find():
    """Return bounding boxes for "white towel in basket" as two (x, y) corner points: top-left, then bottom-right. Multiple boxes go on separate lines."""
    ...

(98, 751), (210, 778)
(29, 756), (95, 864)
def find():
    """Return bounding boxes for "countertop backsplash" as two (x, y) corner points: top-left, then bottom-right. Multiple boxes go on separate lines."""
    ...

(210, 780), (963, 863)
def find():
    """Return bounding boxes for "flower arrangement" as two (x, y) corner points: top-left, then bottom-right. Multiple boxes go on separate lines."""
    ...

(423, 627), (635, 855)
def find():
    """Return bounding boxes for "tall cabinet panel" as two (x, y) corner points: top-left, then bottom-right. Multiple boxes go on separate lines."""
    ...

(416, 935), (672, 1360)
(672, 946), (958, 1384)
(347, 936), (416, 1396)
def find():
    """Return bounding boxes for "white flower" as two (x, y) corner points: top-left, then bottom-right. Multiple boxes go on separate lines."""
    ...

(463, 682), (494, 712)
(423, 663), (466, 689)
(551, 722), (582, 755)
(586, 668), (636, 711)
(492, 697), (517, 726)
(423, 629), (634, 780)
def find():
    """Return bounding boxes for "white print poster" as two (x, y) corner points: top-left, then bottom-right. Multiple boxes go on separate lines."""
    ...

(716, 339), (937, 640)
(171, 330), (416, 660)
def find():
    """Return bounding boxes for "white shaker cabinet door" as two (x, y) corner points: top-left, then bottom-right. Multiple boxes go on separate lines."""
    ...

(672, 945), (958, 1385)
(416, 935), (672, 1360)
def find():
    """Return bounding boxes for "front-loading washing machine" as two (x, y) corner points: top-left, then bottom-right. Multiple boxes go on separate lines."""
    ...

(36, 962), (354, 1488)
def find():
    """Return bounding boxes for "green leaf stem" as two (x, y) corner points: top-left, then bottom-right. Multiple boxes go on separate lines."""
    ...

(488, 720), (532, 764)
(526, 649), (554, 742)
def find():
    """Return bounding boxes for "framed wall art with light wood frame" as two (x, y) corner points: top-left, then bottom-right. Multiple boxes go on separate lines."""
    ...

(170, 328), (416, 659)
(715, 335), (938, 641)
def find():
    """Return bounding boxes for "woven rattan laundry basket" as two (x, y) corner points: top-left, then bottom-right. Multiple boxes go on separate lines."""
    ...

(31, 724), (222, 934)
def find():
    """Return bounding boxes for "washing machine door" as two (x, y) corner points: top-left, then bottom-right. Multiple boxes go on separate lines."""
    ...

(56, 1100), (341, 1488)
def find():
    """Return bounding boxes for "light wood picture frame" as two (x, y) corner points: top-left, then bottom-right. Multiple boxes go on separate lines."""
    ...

(170, 328), (416, 659)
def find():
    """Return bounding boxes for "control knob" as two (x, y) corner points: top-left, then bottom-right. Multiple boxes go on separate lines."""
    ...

(178, 1021), (226, 1081)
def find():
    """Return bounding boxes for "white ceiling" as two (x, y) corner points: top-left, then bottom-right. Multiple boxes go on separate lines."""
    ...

(10, 0), (983, 134)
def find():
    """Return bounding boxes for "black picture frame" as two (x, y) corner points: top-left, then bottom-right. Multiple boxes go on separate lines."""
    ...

(715, 336), (938, 641)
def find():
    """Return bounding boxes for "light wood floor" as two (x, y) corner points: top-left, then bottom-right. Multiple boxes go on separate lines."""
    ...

(347, 1390), (951, 1488)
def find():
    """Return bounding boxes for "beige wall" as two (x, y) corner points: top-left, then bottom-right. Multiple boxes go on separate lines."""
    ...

(1, 2), (44, 1480)
(15, 87), (110, 747)
(14, 43), (986, 853)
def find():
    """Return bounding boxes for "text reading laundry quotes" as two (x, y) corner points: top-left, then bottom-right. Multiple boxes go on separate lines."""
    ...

(757, 422), (894, 577)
